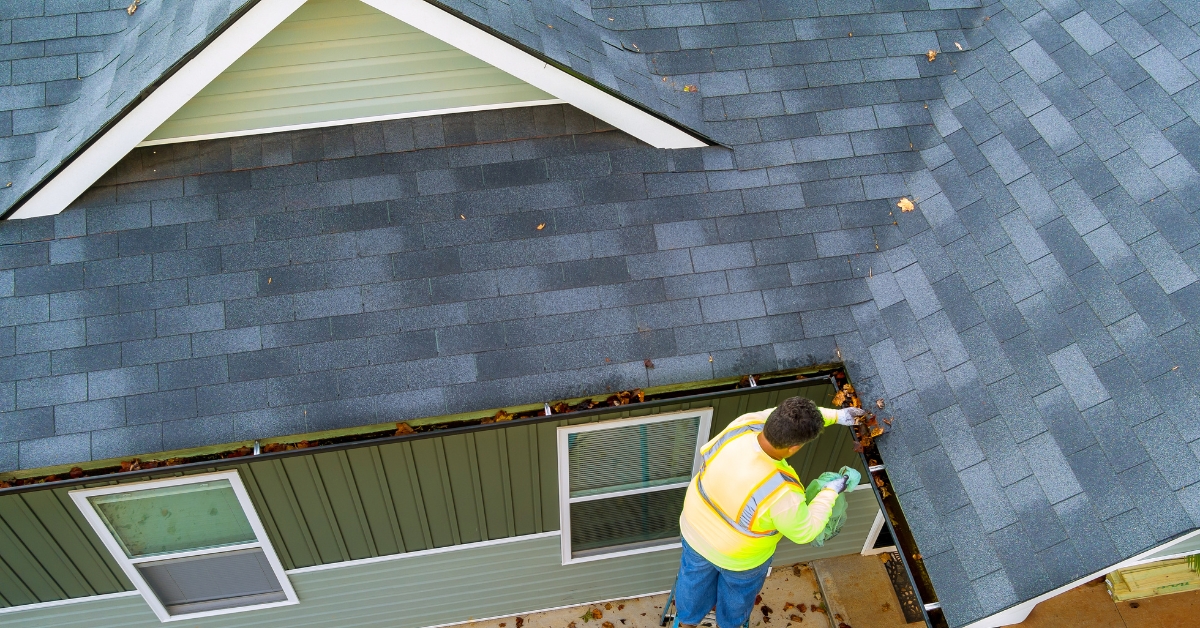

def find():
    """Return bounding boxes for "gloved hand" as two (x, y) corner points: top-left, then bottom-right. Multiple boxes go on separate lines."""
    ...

(823, 475), (848, 493)
(837, 466), (861, 492)
(818, 467), (862, 494)
(835, 407), (867, 426)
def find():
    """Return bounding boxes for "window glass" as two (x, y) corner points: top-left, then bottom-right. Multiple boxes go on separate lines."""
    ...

(568, 487), (687, 556)
(567, 417), (699, 498)
(89, 480), (256, 558)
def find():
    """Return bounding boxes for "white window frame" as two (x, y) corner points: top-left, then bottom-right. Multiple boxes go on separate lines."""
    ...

(557, 408), (713, 565)
(860, 510), (897, 556)
(69, 469), (298, 622)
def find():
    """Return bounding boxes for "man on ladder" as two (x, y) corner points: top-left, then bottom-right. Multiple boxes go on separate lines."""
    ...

(671, 396), (863, 628)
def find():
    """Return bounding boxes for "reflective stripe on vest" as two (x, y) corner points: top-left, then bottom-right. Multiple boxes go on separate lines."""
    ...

(695, 421), (802, 538)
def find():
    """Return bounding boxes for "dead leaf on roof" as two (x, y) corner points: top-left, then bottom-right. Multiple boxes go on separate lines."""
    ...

(955, 42), (963, 50)
(516, 617), (524, 628)
(127, 0), (139, 15)
(644, 358), (655, 368)
(875, 398), (885, 409)
(870, 426), (885, 438)
(536, 223), (546, 230)
(926, 50), (937, 62)
(683, 85), (698, 92)
(897, 197), (915, 212)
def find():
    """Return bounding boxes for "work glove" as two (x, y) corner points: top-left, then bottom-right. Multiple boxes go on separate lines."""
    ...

(817, 467), (862, 494)
(835, 407), (867, 426)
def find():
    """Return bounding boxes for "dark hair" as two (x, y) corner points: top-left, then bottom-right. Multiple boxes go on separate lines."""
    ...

(763, 397), (825, 448)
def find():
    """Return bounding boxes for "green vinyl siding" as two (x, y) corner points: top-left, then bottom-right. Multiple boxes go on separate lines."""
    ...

(0, 491), (877, 628)
(0, 379), (863, 612)
(145, 0), (554, 143)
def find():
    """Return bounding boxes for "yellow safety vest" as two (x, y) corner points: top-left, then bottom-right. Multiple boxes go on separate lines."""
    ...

(679, 416), (801, 570)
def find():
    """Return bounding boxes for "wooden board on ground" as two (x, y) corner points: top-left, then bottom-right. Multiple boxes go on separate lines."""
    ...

(1107, 559), (1200, 602)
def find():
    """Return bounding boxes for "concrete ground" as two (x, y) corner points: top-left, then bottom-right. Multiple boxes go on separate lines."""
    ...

(456, 555), (1200, 628)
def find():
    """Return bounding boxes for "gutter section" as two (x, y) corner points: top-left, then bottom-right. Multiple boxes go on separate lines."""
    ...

(841, 374), (948, 628)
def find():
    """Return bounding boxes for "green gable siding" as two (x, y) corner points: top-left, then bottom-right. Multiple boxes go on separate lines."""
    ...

(1, 379), (869, 617)
(144, 0), (555, 144)
(0, 493), (877, 628)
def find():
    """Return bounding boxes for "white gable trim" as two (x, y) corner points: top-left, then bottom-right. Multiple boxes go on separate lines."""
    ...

(11, 0), (309, 220)
(11, 0), (704, 220)
(358, 0), (704, 150)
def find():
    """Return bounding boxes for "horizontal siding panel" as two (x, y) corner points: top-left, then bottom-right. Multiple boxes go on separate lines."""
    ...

(145, 0), (553, 142)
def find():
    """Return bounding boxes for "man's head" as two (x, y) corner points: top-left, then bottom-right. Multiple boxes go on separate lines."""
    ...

(762, 396), (825, 457)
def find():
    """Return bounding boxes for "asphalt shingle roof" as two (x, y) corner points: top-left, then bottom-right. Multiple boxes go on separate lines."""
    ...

(3, 0), (1200, 625)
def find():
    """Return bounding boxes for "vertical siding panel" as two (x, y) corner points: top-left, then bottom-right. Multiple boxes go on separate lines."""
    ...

(239, 464), (296, 570)
(50, 489), (131, 590)
(379, 441), (433, 551)
(536, 420), (559, 531)
(0, 554), (37, 607)
(312, 451), (377, 559)
(0, 514), (64, 602)
(246, 460), (320, 568)
(282, 456), (350, 564)
(505, 425), (537, 536)
(410, 438), (459, 547)
(0, 498), (90, 598)
(473, 429), (511, 540)
(495, 429), (517, 538)
(441, 434), (484, 543)
(19, 491), (122, 594)
(348, 447), (403, 557)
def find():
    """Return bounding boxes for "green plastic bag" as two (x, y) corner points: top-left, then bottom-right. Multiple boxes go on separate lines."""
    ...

(803, 472), (848, 547)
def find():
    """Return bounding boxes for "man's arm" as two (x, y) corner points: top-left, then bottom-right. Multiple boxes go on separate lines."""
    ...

(757, 487), (839, 545)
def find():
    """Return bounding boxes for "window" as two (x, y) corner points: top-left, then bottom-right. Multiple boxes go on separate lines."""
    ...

(557, 409), (712, 564)
(70, 470), (297, 622)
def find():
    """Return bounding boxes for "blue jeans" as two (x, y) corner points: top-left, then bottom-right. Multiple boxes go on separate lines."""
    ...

(674, 539), (772, 628)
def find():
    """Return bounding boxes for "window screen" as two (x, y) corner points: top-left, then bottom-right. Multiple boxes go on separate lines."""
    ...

(71, 472), (296, 622)
(137, 548), (288, 616)
(558, 409), (711, 563)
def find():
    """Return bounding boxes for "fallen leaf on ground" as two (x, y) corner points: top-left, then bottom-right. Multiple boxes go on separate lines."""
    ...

(602, 622), (615, 628)
(783, 603), (794, 611)
(617, 605), (625, 611)
(755, 595), (763, 605)
(798, 604), (807, 613)
(516, 618), (524, 628)
(604, 604), (612, 610)
(790, 616), (803, 622)
(926, 50), (937, 61)
(897, 197), (915, 212)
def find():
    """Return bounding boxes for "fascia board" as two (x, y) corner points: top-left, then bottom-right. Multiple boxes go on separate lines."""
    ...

(358, 0), (705, 151)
